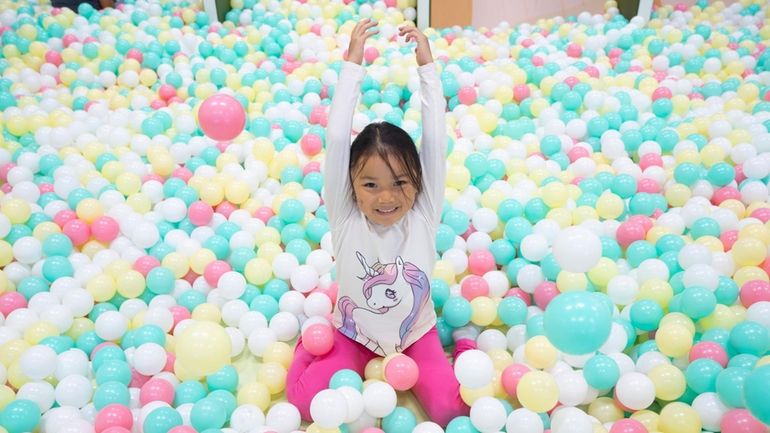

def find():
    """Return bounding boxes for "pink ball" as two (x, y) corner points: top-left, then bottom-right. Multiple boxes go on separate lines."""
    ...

(513, 84), (530, 102)
(168, 427), (198, 433)
(172, 167), (193, 182)
(215, 201), (236, 218)
(188, 201), (214, 226)
(531, 56), (544, 67)
(303, 161), (321, 176)
(101, 428), (132, 433)
(583, 65), (600, 78)
(609, 419), (647, 433)
(204, 260), (232, 286)
(360, 429), (385, 433)
(566, 43), (583, 58)
(750, 208), (770, 223)
(300, 134), (323, 156)
(534, 281), (559, 310)
(198, 94), (246, 141)
(458, 86), (477, 105)
(639, 153), (663, 170)
(501, 363), (530, 397)
(140, 378), (175, 406)
(158, 84), (177, 100)
(616, 222), (646, 248)
(505, 288), (532, 306)
(169, 306), (191, 331)
(712, 186), (742, 205)
(134, 255), (160, 277)
(129, 368), (150, 388)
(45, 50), (63, 66)
(564, 76), (580, 89)
(721, 409), (767, 433)
(364, 46), (379, 64)
(740, 280), (770, 307)
(91, 216), (119, 242)
(721, 230), (739, 251)
(95, 404), (133, 433)
(384, 354), (419, 391)
(689, 341), (728, 367)
(62, 34), (78, 47)
(384, 0), (396, 6)
(567, 146), (589, 162)
(0, 292), (28, 317)
(54, 209), (77, 227)
(254, 207), (274, 223)
(460, 276), (489, 300)
(125, 48), (143, 63)
(652, 87), (673, 101)
(63, 218), (90, 246)
(468, 250), (495, 275)
(637, 178), (660, 193)
(302, 324), (334, 356)
(309, 106), (328, 126)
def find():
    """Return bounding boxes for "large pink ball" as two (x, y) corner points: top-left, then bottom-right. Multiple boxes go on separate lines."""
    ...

(302, 323), (334, 356)
(609, 419), (647, 433)
(198, 94), (246, 141)
(95, 404), (133, 433)
(384, 354), (419, 391)
(721, 409), (767, 433)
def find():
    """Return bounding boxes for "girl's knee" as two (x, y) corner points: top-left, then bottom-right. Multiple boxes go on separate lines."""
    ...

(422, 391), (469, 427)
(285, 383), (313, 422)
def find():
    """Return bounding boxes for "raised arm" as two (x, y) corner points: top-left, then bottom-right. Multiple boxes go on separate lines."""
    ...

(324, 20), (378, 226)
(400, 26), (447, 224)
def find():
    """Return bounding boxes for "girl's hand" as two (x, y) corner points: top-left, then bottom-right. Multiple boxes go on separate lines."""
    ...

(399, 25), (433, 66)
(347, 19), (379, 65)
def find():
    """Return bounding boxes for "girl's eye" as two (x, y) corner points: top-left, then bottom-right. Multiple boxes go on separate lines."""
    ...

(394, 180), (407, 187)
(364, 182), (376, 188)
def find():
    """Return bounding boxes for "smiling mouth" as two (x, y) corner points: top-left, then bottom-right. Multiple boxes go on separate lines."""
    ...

(376, 207), (399, 214)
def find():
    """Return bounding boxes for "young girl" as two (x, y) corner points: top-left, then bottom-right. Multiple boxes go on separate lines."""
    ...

(286, 20), (476, 427)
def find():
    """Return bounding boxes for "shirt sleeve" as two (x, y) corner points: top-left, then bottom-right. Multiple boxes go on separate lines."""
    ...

(414, 62), (448, 225)
(324, 61), (367, 227)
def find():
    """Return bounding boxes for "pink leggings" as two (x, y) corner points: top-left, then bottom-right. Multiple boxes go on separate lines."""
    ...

(286, 327), (475, 427)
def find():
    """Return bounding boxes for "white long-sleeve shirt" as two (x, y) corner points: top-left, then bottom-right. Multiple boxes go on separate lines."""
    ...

(324, 61), (447, 356)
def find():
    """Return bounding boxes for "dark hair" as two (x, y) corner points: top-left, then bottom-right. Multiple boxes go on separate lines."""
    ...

(349, 122), (423, 196)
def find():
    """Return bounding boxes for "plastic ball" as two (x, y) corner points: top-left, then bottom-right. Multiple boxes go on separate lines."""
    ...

(552, 227), (602, 272)
(544, 292), (612, 354)
(383, 354), (419, 391)
(198, 94), (246, 141)
(454, 349), (494, 389)
(301, 323), (334, 356)
(174, 321), (231, 379)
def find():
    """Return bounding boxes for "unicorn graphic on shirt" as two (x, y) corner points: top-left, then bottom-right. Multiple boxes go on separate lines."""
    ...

(337, 252), (431, 354)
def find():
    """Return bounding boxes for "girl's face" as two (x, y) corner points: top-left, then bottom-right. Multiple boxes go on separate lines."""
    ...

(352, 154), (416, 226)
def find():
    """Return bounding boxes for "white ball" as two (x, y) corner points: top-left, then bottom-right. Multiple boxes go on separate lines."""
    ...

(268, 312), (300, 342)
(614, 372), (655, 410)
(17, 381), (56, 412)
(413, 421), (445, 433)
(56, 348), (90, 380)
(94, 310), (129, 341)
(472, 208), (499, 233)
(554, 370), (589, 407)
(55, 374), (93, 408)
(747, 301), (770, 329)
(133, 343), (167, 376)
(607, 275), (639, 306)
(265, 402), (301, 433)
(691, 392), (728, 432)
(289, 265), (319, 293)
(229, 404), (265, 432)
(469, 396), (507, 433)
(682, 263), (719, 291)
(20, 345), (58, 380)
(516, 264), (545, 293)
(337, 386), (365, 423)
(218, 271), (247, 300)
(362, 381), (397, 418)
(476, 329), (508, 352)
(247, 328), (277, 357)
(310, 389), (347, 429)
(552, 227), (602, 272)
(272, 252), (299, 280)
(454, 349), (494, 389)
(519, 233), (549, 262)
(506, 408), (544, 433)
(303, 292), (333, 318)
(13, 236), (42, 265)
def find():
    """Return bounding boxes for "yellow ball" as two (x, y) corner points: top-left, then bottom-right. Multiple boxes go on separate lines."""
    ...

(588, 258), (618, 288)
(236, 381), (271, 411)
(0, 385), (15, 411)
(189, 249), (216, 275)
(86, 274), (117, 303)
(631, 410), (660, 432)
(115, 172), (141, 195)
(364, 357), (384, 381)
(76, 198), (104, 224)
(65, 318), (95, 341)
(2, 198), (31, 224)
(0, 339), (29, 367)
(648, 364), (686, 401)
(556, 271), (588, 292)
(659, 313), (695, 334)
(638, 279), (674, 309)
(255, 227), (281, 246)
(23, 321), (58, 345)
(656, 324), (693, 358)
(460, 383), (494, 406)
(263, 342), (293, 369)
(470, 297), (497, 326)
(658, 402), (701, 433)
(487, 348), (513, 371)
(199, 183), (225, 206)
(517, 371), (559, 412)
(244, 258), (272, 286)
(6, 361), (28, 390)
(256, 242), (282, 262)
(0, 241), (13, 267)
(524, 335), (558, 369)
(588, 397), (624, 423)
(116, 270), (145, 298)
(174, 321), (231, 379)
(162, 253), (190, 279)
(446, 165), (471, 190)
(739, 223), (770, 245)
(596, 192), (624, 220)
(256, 361), (287, 395)
(731, 238), (767, 266)
(733, 266), (769, 288)
(433, 260), (456, 285)
(541, 182), (568, 208)
(191, 303), (222, 323)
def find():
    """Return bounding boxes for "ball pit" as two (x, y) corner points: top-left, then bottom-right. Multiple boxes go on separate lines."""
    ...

(1, 0), (770, 431)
